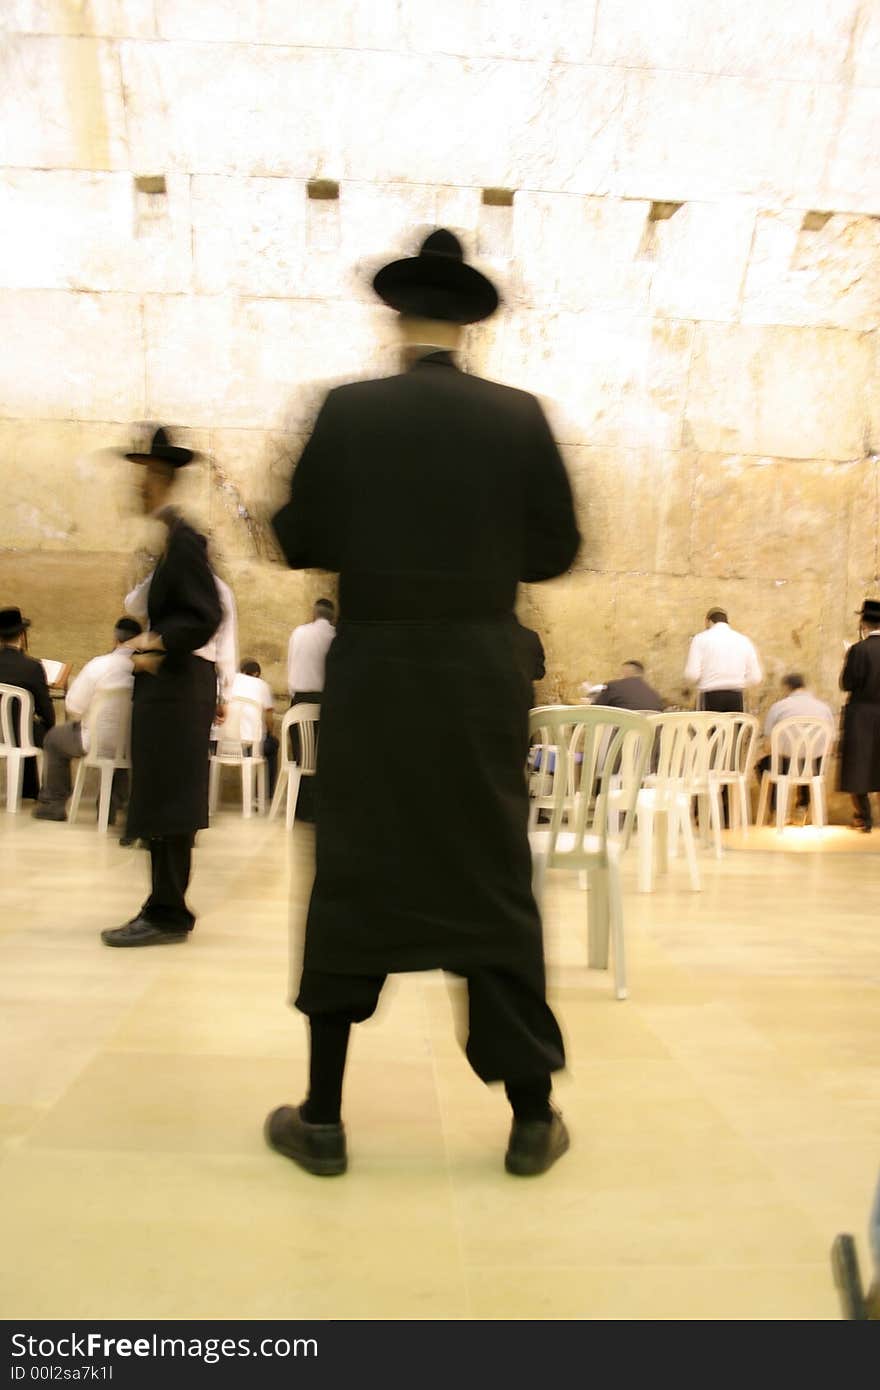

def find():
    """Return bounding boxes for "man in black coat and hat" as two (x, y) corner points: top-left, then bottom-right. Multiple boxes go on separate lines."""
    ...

(840, 598), (880, 832)
(100, 428), (221, 946)
(0, 606), (55, 800)
(267, 229), (581, 1178)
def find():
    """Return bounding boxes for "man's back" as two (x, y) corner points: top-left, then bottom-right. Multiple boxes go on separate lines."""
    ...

(599, 675), (664, 712)
(287, 619), (335, 695)
(0, 647), (54, 732)
(685, 622), (761, 691)
(67, 649), (133, 755)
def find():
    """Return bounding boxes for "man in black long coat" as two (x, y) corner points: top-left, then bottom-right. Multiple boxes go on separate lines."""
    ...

(0, 606), (55, 800)
(840, 598), (880, 832)
(101, 429), (221, 946)
(267, 230), (581, 1178)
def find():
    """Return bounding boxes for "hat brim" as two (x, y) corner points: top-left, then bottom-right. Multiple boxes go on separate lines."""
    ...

(373, 255), (499, 324)
(122, 446), (197, 467)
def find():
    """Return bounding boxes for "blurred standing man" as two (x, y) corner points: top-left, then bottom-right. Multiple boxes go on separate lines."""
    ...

(684, 607), (762, 712)
(0, 606), (54, 800)
(268, 229), (580, 1179)
(101, 428), (221, 947)
(840, 599), (880, 833)
(287, 599), (336, 820)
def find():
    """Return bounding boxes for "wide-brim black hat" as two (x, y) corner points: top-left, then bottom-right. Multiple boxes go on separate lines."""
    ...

(0, 606), (31, 638)
(124, 426), (195, 467)
(372, 229), (499, 324)
(858, 598), (880, 623)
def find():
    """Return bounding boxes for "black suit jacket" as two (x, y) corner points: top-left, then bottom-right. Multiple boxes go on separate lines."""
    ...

(0, 646), (56, 737)
(598, 675), (664, 712)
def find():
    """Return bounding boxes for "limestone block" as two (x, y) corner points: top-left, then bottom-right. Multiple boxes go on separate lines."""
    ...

(592, 0), (862, 82)
(0, 550), (135, 679)
(609, 71), (839, 204)
(0, 36), (127, 170)
(513, 195), (651, 313)
(0, 171), (192, 293)
(684, 324), (874, 461)
(565, 446), (696, 577)
(402, 0), (598, 62)
(821, 86), (880, 213)
(0, 291), (146, 422)
(0, 2), (157, 38)
(143, 294), (393, 432)
(853, 3), (880, 87)
(519, 572), (618, 705)
(205, 429), (302, 566)
(690, 455), (858, 583)
(479, 311), (693, 450)
(649, 203), (756, 323)
(154, 0), (403, 49)
(741, 212), (880, 331)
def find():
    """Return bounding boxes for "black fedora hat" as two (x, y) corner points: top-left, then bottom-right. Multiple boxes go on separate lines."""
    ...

(0, 606), (31, 638)
(857, 598), (880, 624)
(372, 229), (499, 324)
(125, 426), (195, 467)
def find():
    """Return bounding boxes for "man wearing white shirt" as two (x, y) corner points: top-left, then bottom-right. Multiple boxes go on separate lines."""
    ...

(33, 617), (142, 822)
(126, 568), (238, 719)
(287, 599), (335, 822)
(227, 659), (279, 793)
(756, 672), (835, 815)
(683, 607), (762, 713)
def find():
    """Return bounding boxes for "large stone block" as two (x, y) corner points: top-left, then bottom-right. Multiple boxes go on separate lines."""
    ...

(565, 446), (696, 577)
(592, 0), (862, 82)
(478, 311), (693, 450)
(0, 549), (135, 678)
(741, 211), (880, 331)
(649, 203), (756, 323)
(853, 3), (880, 87)
(519, 571), (618, 705)
(0, 291), (146, 422)
(821, 85), (880, 213)
(205, 429), (302, 566)
(690, 455), (858, 583)
(1, 2), (157, 38)
(513, 195), (651, 313)
(401, 0), (598, 62)
(143, 294), (392, 432)
(684, 324), (874, 460)
(609, 70), (839, 204)
(0, 36), (127, 170)
(154, 0), (403, 49)
(0, 170), (192, 293)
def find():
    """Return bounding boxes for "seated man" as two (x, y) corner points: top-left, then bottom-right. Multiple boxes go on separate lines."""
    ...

(755, 671), (834, 815)
(32, 617), (141, 822)
(591, 659), (664, 712)
(226, 659), (279, 794)
(0, 605), (55, 800)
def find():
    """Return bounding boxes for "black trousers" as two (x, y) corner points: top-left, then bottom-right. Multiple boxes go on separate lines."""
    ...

(142, 833), (196, 930)
(756, 754), (814, 809)
(699, 689), (744, 713)
(289, 692), (321, 821)
(296, 966), (565, 1085)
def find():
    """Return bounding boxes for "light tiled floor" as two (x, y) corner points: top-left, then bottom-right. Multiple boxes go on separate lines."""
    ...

(1, 808), (877, 1320)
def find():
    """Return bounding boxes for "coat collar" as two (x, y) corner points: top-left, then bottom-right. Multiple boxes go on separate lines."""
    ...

(408, 349), (458, 371)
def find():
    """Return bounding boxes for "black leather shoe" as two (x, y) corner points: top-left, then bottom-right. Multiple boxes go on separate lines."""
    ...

(264, 1105), (347, 1176)
(100, 918), (189, 947)
(505, 1109), (570, 1177)
(32, 804), (66, 821)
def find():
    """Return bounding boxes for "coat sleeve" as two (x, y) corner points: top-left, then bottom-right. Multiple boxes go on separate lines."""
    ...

(272, 390), (342, 572)
(151, 527), (223, 655)
(520, 397), (581, 583)
(841, 642), (865, 693)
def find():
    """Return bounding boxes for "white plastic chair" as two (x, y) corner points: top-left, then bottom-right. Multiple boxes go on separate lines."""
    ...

(529, 706), (652, 1000)
(628, 712), (703, 894)
(0, 683), (42, 812)
(755, 716), (834, 832)
(209, 696), (268, 818)
(68, 687), (132, 832)
(666, 712), (731, 860)
(712, 713), (760, 830)
(269, 703), (320, 829)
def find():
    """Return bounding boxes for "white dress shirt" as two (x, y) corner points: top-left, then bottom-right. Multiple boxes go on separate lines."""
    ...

(66, 649), (134, 754)
(227, 671), (274, 744)
(287, 618), (335, 696)
(125, 571), (238, 702)
(684, 622), (763, 693)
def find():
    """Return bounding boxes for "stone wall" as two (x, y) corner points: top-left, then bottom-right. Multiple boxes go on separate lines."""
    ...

(1, 1), (878, 720)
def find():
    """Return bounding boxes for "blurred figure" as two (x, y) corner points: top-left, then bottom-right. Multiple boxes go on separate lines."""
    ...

(268, 229), (580, 1179)
(101, 428), (221, 947)
(592, 659), (663, 712)
(755, 672), (834, 817)
(0, 605), (54, 799)
(228, 658), (279, 794)
(286, 598), (336, 821)
(840, 599), (880, 832)
(514, 619), (545, 704)
(684, 607), (762, 712)
(33, 616), (141, 823)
